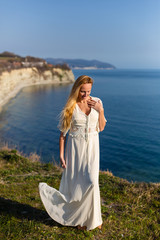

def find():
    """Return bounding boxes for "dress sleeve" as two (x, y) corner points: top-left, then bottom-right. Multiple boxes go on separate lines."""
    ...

(57, 121), (70, 137)
(60, 129), (69, 137)
(98, 99), (107, 122)
(96, 98), (107, 133)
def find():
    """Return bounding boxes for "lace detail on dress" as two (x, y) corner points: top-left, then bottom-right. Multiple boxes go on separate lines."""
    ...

(69, 126), (98, 141)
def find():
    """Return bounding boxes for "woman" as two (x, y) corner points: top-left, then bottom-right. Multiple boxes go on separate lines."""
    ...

(39, 75), (107, 231)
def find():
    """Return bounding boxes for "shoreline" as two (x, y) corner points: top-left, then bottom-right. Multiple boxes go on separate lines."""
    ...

(72, 67), (115, 70)
(0, 67), (75, 112)
(0, 79), (73, 112)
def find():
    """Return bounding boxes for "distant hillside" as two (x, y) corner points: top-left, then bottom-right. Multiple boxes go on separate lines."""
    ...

(0, 51), (21, 58)
(46, 58), (116, 69)
(0, 51), (46, 63)
(0, 51), (71, 72)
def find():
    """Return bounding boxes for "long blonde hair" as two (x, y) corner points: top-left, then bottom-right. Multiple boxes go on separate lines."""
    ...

(59, 75), (93, 133)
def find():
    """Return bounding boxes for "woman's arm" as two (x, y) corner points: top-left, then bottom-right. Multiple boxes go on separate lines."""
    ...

(59, 132), (66, 168)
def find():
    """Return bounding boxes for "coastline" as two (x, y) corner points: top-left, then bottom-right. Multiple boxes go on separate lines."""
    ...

(0, 79), (73, 112)
(72, 67), (115, 70)
(0, 67), (75, 112)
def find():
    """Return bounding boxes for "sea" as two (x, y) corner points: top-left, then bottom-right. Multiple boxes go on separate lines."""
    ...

(0, 69), (160, 183)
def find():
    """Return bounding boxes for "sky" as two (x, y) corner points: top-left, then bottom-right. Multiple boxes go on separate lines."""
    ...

(0, 0), (160, 69)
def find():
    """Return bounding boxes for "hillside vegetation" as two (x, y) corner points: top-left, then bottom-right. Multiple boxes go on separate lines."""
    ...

(0, 51), (70, 74)
(0, 147), (160, 239)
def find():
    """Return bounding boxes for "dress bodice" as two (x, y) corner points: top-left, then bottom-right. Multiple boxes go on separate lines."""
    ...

(69, 96), (104, 141)
(58, 96), (106, 141)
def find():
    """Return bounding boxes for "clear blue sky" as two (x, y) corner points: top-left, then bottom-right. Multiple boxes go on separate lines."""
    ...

(0, 0), (160, 68)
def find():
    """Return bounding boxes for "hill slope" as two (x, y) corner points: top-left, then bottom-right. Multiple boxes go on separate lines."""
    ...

(0, 147), (159, 239)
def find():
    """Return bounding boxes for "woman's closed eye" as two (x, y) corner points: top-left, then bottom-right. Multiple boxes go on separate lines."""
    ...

(80, 91), (90, 93)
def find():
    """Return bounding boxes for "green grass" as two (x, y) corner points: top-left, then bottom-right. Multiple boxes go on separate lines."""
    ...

(0, 148), (160, 239)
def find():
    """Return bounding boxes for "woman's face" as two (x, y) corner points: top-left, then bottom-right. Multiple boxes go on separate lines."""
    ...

(78, 83), (92, 101)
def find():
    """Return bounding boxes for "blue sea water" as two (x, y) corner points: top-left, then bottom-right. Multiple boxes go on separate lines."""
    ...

(0, 69), (160, 182)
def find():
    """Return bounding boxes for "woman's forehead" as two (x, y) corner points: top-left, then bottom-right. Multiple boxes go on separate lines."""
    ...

(80, 83), (92, 91)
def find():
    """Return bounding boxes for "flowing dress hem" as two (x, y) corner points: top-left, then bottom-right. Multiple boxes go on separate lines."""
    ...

(39, 183), (103, 231)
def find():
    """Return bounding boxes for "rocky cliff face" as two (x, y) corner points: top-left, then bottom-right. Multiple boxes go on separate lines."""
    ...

(0, 67), (75, 111)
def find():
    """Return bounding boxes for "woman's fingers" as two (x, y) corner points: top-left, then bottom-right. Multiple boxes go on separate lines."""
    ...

(87, 100), (102, 111)
(87, 99), (96, 107)
(87, 100), (101, 110)
(62, 163), (66, 168)
(62, 161), (66, 168)
(60, 159), (66, 168)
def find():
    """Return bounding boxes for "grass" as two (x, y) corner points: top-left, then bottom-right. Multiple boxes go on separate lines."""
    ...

(0, 147), (160, 239)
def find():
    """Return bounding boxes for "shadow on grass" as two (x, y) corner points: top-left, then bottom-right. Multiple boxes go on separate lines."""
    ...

(0, 196), (62, 227)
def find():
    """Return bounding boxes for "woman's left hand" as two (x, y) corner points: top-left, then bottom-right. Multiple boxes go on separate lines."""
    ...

(87, 99), (103, 113)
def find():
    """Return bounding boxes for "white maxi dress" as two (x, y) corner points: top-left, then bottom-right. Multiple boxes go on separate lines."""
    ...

(39, 96), (106, 230)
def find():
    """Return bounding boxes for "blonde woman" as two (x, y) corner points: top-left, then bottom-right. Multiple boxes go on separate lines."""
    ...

(39, 75), (107, 231)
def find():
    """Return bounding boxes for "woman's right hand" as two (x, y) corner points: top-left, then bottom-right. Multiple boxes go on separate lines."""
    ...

(60, 157), (66, 168)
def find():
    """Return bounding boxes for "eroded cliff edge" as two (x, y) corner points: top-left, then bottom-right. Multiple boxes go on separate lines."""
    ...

(0, 51), (75, 111)
(0, 66), (75, 111)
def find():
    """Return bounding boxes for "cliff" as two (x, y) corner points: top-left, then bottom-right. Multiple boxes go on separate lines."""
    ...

(0, 67), (75, 111)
